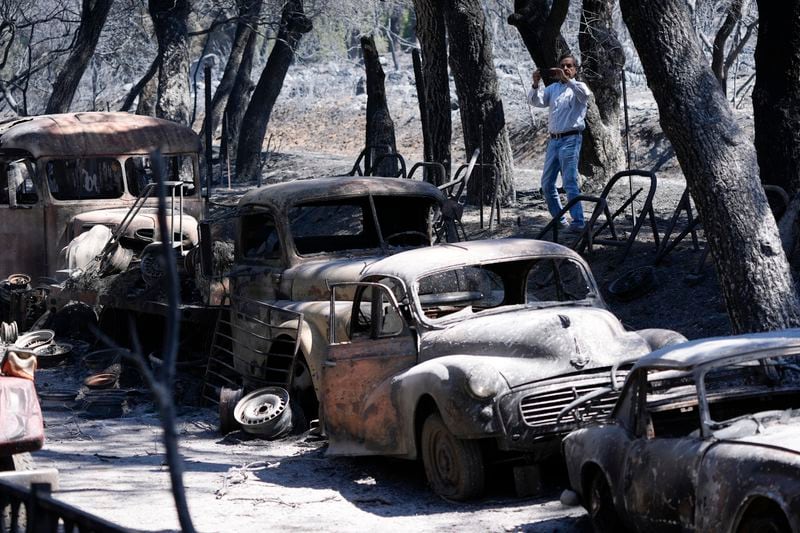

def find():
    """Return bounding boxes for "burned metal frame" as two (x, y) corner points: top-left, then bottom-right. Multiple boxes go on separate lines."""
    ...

(0, 480), (130, 532)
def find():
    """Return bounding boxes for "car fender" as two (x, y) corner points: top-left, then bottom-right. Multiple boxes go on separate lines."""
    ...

(388, 355), (504, 460)
(563, 425), (629, 512)
(695, 442), (800, 532)
(635, 328), (688, 351)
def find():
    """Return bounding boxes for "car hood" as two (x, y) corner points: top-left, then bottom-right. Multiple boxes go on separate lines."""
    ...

(70, 207), (199, 245)
(419, 306), (651, 387)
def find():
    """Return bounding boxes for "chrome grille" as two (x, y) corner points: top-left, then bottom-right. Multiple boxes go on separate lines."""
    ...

(519, 382), (621, 428)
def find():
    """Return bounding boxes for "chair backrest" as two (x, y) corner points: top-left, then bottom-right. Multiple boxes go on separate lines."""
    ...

(437, 149), (481, 201)
(348, 144), (396, 176)
(407, 161), (447, 185)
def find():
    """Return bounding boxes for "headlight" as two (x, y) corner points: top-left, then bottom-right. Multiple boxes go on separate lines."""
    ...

(466, 368), (502, 399)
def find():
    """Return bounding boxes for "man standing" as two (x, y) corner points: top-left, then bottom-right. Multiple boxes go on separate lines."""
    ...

(528, 54), (592, 232)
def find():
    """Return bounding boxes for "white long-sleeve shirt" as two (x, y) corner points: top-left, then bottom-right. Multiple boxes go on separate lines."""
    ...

(527, 79), (592, 134)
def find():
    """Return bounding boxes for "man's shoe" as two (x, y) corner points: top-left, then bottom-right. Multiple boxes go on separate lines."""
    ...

(566, 222), (586, 234)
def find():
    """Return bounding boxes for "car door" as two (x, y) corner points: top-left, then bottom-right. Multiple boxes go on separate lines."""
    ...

(0, 159), (46, 279)
(622, 374), (711, 531)
(322, 282), (417, 455)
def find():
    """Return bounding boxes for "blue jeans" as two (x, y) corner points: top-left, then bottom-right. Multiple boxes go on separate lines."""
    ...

(541, 134), (584, 225)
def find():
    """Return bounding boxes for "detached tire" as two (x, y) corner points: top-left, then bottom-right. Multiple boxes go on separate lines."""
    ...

(421, 413), (484, 501)
(588, 471), (623, 533)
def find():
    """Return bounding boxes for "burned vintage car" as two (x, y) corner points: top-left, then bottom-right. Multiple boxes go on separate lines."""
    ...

(561, 329), (800, 532)
(0, 112), (202, 283)
(232, 237), (685, 500)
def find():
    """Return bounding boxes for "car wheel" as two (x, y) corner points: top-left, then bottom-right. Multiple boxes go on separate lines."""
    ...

(738, 511), (791, 533)
(421, 412), (484, 501)
(588, 471), (623, 532)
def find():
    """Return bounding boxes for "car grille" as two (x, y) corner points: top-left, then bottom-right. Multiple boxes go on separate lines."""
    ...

(519, 381), (622, 428)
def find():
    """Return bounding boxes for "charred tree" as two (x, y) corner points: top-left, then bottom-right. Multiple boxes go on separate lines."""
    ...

(578, 0), (625, 187)
(149, 0), (191, 125)
(619, 0), (800, 333)
(508, 0), (570, 69)
(411, 0), (451, 178)
(444, 0), (514, 205)
(220, 30), (257, 164)
(509, 0), (623, 189)
(120, 56), (159, 112)
(136, 69), (159, 116)
(236, 0), (311, 181)
(753, 0), (800, 197)
(360, 35), (398, 177)
(45, 0), (114, 114)
(711, 0), (746, 94)
(201, 0), (262, 145)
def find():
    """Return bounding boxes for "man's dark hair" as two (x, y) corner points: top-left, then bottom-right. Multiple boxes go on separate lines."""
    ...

(558, 53), (579, 67)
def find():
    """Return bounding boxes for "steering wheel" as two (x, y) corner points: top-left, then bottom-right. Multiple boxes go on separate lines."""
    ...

(384, 230), (429, 246)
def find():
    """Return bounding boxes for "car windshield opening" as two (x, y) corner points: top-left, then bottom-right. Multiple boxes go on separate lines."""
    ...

(417, 257), (595, 321)
(289, 195), (435, 255)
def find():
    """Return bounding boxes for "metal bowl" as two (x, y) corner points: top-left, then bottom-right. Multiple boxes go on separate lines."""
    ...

(33, 342), (73, 368)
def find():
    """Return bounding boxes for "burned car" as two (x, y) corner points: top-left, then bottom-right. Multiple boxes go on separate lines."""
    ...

(561, 329), (800, 532)
(0, 112), (202, 283)
(236, 238), (685, 500)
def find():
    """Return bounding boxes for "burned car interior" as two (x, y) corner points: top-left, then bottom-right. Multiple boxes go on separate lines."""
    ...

(629, 356), (800, 440)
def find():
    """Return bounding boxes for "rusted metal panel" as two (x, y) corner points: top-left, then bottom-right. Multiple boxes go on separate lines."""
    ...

(323, 337), (416, 455)
(239, 175), (445, 213)
(0, 112), (200, 158)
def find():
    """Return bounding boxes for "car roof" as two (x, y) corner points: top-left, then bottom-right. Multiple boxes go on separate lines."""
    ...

(0, 112), (201, 158)
(362, 238), (585, 281)
(239, 175), (445, 211)
(634, 328), (800, 371)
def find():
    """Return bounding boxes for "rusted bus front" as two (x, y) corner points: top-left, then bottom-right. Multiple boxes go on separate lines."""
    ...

(0, 112), (202, 280)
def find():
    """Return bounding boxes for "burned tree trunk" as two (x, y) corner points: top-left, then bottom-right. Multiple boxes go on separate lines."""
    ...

(136, 69), (159, 116)
(508, 0), (570, 69)
(201, 0), (262, 145)
(578, 0), (625, 188)
(509, 0), (623, 190)
(620, 0), (800, 333)
(120, 56), (159, 112)
(753, 0), (800, 197)
(711, 0), (746, 94)
(444, 0), (514, 205)
(361, 35), (398, 177)
(45, 0), (114, 114)
(220, 30), (257, 164)
(149, 0), (191, 126)
(235, 0), (311, 181)
(411, 0), (451, 178)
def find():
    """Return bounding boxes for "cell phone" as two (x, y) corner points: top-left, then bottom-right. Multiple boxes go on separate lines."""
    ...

(548, 68), (561, 78)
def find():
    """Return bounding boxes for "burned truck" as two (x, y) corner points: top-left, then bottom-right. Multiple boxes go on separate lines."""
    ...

(0, 112), (202, 326)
